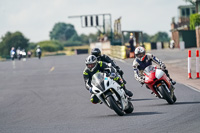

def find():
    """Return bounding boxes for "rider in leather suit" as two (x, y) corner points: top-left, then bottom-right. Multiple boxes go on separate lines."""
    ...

(91, 48), (126, 83)
(132, 46), (176, 85)
(83, 55), (133, 103)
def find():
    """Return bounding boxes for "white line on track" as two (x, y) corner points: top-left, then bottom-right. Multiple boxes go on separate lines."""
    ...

(49, 66), (55, 73)
(184, 84), (200, 93)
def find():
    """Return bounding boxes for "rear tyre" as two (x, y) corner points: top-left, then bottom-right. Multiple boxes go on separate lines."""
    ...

(124, 101), (134, 114)
(107, 96), (124, 116)
(158, 85), (174, 104)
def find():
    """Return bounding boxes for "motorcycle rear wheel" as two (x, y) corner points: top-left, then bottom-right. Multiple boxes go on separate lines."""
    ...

(107, 96), (124, 116)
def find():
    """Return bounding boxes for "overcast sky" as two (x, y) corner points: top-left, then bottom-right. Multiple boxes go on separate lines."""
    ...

(0, 0), (190, 42)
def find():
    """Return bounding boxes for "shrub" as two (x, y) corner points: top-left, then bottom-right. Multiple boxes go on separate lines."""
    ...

(63, 41), (83, 47)
(190, 13), (200, 30)
(37, 40), (64, 52)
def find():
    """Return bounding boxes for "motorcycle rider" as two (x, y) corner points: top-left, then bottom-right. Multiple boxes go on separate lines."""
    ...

(132, 46), (176, 86)
(83, 55), (133, 104)
(91, 48), (127, 83)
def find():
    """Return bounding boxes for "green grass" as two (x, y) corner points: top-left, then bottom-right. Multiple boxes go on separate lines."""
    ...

(43, 45), (89, 56)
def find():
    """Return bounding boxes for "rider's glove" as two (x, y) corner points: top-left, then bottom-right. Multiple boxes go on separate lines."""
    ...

(110, 73), (116, 79)
(161, 63), (166, 70)
(115, 66), (120, 70)
(89, 87), (94, 94)
(140, 81), (145, 85)
(140, 76), (145, 84)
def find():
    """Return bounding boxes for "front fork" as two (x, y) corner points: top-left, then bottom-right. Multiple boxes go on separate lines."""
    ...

(155, 81), (174, 99)
(107, 88), (128, 110)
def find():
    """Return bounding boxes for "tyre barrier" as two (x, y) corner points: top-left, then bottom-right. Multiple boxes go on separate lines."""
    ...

(143, 42), (169, 51)
(76, 49), (88, 54)
(109, 42), (170, 59)
(111, 46), (126, 59)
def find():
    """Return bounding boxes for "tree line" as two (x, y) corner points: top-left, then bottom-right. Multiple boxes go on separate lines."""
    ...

(0, 22), (170, 58)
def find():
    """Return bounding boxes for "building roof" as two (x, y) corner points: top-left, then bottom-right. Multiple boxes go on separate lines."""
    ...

(178, 5), (195, 9)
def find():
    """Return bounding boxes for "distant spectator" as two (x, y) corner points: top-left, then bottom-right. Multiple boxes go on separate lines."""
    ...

(16, 47), (22, 60)
(21, 49), (26, 58)
(10, 47), (15, 60)
(129, 33), (135, 52)
(170, 40), (175, 49)
(27, 51), (32, 58)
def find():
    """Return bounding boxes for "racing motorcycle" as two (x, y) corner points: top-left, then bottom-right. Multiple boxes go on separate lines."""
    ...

(91, 72), (134, 116)
(143, 65), (176, 104)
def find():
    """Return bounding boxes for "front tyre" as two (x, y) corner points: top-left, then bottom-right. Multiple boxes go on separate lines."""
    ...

(173, 94), (177, 103)
(107, 96), (124, 116)
(124, 101), (134, 114)
(158, 85), (174, 104)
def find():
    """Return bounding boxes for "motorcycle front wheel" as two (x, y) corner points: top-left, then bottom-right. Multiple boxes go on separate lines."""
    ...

(172, 94), (177, 103)
(107, 96), (124, 116)
(158, 85), (174, 104)
(124, 101), (134, 114)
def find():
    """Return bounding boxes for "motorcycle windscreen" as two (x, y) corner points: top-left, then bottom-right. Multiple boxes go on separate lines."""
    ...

(155, 69), (165, 79)
(91, 72), (105, 91)
(144, 65), (156, 75)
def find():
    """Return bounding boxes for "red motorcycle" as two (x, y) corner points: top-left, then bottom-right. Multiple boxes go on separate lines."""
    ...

(143, 65), (176, 104)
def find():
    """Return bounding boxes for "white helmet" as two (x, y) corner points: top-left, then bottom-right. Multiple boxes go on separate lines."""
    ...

(135, 46), (146, 61)
(85, 55), (98, 71)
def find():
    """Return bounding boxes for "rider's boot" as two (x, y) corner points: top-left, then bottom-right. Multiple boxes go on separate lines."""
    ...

(90, 95), (102, 104)
(121, 84), (133, 97)
(170, 79), (176, 85)
(114, 76), (133, 97)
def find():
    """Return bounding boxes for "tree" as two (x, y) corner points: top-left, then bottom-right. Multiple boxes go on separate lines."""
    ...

(0, 31), (29, 57)
(80, 34), (89, 44)
(183, 0), (196, 5)
(143, 33), (151, 42)
(49, 22), (77, 41)
(87, 33), (98, 43)
(68, 33), (81, 42)
(190, 13), (200, 30)
(150, 32), (170, 42)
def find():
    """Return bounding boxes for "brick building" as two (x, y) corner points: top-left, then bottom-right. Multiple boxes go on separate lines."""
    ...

(171, 5), (197, 48)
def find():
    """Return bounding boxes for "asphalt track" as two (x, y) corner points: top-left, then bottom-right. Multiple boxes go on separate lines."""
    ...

(0, 55), (200, 133)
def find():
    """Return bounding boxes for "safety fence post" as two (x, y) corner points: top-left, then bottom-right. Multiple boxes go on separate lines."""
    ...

(188, 50), (192, 79)
(196, 50), (199, 78)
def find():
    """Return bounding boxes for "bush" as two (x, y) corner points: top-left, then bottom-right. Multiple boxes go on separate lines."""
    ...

(190, 13), (200, 30)
(37, 40), (64, 52)
(63, 41), (83, 47)
(28, 42), (37, 50)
